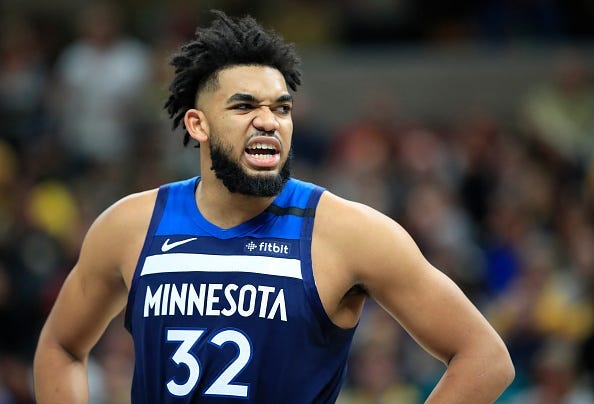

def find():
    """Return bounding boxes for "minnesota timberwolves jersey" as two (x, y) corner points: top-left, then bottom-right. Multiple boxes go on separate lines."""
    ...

(125, 177), (356, 403)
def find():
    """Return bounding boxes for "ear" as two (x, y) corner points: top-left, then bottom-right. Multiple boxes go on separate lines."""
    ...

(184, 109), (209, 143)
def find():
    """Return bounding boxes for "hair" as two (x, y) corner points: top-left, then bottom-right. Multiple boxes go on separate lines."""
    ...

(164, 10), (302, 146)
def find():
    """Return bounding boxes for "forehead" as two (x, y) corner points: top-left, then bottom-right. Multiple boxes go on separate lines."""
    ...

(214, 65), (289, 100)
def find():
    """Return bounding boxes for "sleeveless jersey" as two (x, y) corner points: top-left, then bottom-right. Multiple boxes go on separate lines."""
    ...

(125, 177), (357, 403)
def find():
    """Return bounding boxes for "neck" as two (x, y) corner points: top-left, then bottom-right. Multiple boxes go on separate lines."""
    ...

(195, 175), (277, 229)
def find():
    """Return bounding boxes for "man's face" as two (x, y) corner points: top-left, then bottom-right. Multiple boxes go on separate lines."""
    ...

(198, 65), (294, 196)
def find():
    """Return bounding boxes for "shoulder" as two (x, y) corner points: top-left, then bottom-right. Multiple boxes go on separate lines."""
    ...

(315, 191), (401, 242)
(310, 191), (422, 326)
(95, 188), (158, 232)
(314, 191), (421, 282)
(80, 188), (159, 270)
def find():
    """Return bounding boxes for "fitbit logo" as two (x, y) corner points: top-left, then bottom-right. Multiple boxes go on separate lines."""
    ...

(244, 240), (291, 255)
(245, 241), (258, 252)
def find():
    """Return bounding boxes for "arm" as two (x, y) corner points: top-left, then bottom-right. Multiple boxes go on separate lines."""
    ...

(33, 191), (154, 403)
(315, 193), (515, 403)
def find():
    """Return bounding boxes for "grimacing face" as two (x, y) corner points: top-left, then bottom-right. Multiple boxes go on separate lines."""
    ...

(197, 65), (294, 196)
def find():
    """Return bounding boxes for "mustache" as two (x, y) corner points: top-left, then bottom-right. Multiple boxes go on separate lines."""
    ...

(247, 130), (280, 141)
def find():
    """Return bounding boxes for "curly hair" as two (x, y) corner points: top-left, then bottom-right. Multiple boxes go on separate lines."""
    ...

(164, 10), (302, 146)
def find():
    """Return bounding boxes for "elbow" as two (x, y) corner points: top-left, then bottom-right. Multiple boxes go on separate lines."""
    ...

(501, 351), (516, 388)
(490, 340), (516, 393)
(463, 337), (515, 397)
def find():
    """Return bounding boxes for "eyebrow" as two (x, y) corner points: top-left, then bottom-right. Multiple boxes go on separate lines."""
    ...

(226, 93), (293, 104)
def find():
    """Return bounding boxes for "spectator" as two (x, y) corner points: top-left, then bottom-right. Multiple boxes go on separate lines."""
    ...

(0, 16), (49, 151)
(521, 49), (594, 165)
(52, 2), (151, 168)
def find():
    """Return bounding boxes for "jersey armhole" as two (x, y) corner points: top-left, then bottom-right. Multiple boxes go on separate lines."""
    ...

(124, 185), (170, 332)
(299, 186), (345, 332)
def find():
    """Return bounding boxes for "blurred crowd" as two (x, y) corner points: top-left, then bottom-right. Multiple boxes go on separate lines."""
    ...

(1, 1), (594, 403)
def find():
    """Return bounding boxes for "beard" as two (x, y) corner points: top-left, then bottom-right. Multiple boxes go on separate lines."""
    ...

(209, 137), (292, 197)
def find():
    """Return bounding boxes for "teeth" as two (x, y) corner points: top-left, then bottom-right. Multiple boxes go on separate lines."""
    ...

(248, 143), (276, 151)
(252, 154), (274, 160)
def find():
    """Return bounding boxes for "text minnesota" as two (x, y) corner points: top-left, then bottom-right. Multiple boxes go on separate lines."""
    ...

(143, 283), (288, 322)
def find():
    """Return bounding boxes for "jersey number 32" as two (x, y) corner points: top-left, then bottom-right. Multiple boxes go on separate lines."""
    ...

(166, 328), (251, 398)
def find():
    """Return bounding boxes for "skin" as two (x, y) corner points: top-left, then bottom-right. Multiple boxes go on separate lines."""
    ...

(34, 65), (515, 403)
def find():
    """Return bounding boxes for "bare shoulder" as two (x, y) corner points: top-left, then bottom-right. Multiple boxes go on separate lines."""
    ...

(314, 190), (434, 299)
(315, 191), (396, 234)
(312, 191), (416, 327)
(87, 188), (158, 248)
(80, 188), (159, 286)
(95, 188), (158, 231)
(314, 191), (413, 275)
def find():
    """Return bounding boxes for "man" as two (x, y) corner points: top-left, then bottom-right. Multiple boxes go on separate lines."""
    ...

(34, 11), (514, 403)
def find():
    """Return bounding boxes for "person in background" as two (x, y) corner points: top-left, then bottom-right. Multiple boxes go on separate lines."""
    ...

(52, 2), (151, 167)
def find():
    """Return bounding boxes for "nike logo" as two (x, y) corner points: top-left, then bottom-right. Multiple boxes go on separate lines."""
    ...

(161, 237), (198, 252)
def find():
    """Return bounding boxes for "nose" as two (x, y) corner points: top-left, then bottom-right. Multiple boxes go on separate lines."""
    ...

(252, 106), (280, 132)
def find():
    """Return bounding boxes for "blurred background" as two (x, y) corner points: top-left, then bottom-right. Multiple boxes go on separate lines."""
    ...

(1, 0), (594, 402)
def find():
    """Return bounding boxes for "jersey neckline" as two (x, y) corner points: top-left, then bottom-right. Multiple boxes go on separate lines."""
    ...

(184, 176), (292, 239)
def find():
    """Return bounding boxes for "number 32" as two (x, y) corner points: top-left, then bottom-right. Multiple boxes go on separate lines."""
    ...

(166, 328), (252, 398)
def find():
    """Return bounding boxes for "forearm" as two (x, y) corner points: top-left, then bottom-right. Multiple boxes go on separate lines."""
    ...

(34, 336), (90, 404)
(425, 348), (515, 403)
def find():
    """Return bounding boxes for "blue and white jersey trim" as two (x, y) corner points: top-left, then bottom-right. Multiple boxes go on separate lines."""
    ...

(140, 253), (302, 279)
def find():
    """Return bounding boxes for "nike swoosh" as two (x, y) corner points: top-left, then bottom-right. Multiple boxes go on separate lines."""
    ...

(161, 237), (198, 252)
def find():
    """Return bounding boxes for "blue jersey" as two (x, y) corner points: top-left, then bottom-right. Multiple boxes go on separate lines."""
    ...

(125, 177), (356, 403)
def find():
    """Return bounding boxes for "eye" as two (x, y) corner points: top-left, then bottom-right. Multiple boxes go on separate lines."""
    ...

(276, 104), (292, 115)
(232, 103), (254, 111)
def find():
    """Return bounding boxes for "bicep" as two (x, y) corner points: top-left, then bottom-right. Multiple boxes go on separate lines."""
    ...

(42, 262), (127, 360)
(40, 213), (129, 361)
(355, 212), (498, 364)
(376, 263), (491, 363)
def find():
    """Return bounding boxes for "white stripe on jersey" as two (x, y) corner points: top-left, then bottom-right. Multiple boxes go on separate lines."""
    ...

(140, 253), (302, 279)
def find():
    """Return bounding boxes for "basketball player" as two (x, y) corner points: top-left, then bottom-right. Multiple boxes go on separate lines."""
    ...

(34, 10), (514, 403)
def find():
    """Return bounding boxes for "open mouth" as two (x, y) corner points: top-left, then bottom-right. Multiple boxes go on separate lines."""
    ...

(244, 137), (281, 168)
(245, 143), (278, 160)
